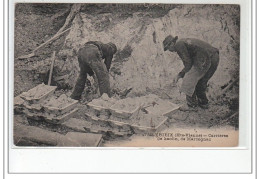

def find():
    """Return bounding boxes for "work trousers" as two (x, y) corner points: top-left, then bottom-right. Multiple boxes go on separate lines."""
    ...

(181, 51), (219, 106)
(71, 45), (111, 100)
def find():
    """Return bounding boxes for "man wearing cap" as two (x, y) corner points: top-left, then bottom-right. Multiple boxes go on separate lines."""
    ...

(71, 41), (117, 100)
(163, 35), (219, 110)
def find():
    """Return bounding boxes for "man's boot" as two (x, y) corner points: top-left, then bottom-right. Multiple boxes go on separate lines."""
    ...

(197, 92), (209, 109)
(198, 98), (209, 109)
(179, 95), (198, 112)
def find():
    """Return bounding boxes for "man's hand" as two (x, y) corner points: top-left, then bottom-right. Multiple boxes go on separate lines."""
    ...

(172, 75), (181, 87)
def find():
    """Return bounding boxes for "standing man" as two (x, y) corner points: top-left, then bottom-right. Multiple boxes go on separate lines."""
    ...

(163, 35), (219, 110)
(71, 41), (117, 100)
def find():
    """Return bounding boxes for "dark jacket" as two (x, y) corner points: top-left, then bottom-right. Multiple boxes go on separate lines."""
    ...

(84, 41), (114, 76)
(175, 38), (219, 78)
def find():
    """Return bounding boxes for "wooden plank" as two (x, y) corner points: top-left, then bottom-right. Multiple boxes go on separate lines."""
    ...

(14, 122), (60, 146)
(17, 27), (72, 60)
(13, 121), (102, 147)
(48, 51), (56, 86)
(57, 132), (102, 147)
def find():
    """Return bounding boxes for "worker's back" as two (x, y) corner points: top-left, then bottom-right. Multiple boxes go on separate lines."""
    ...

(177, 38), (219, 57)
(78, 43), (102, 64)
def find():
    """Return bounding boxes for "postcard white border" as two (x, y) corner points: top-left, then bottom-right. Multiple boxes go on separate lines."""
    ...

(5, 0), (254, 174)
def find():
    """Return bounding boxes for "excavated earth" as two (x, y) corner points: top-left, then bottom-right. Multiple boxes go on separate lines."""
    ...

(14, 4), (240, 146)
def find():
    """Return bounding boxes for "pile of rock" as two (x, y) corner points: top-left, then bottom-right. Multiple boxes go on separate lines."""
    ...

(86, 94), (180, 133)
(14, 83), (78, 124)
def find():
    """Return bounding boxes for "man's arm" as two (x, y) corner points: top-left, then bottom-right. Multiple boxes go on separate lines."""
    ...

(175, 41), (192, 78)
(104, 55), (113, 72)
(85, 65), (94, 76)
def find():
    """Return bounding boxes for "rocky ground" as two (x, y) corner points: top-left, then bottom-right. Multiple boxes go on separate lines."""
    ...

(13, 4), (239, 146)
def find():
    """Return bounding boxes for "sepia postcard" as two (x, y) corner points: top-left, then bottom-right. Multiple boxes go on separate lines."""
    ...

(13, 3), (240, 147)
